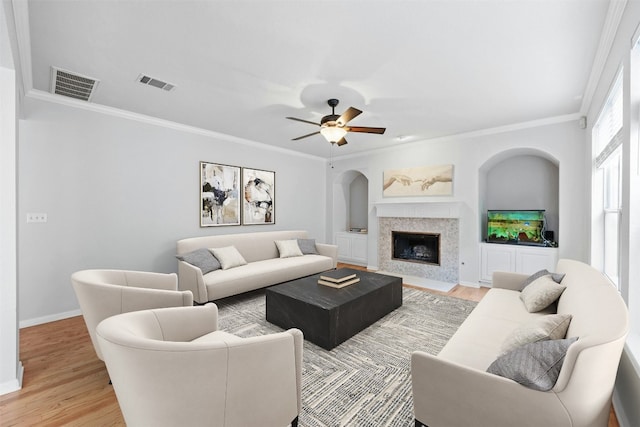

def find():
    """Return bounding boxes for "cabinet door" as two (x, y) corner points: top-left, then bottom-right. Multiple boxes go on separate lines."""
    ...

(351, 236), (368, 263)
(336, 234), (352, 259)
(480, 245), (516, 282)
(516, 247), (558, 275)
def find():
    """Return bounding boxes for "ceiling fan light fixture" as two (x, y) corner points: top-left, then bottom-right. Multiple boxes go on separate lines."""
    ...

(320, 126), (347, 143)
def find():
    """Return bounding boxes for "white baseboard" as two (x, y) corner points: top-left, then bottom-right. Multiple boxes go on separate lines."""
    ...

(613, 389), (631, 427)
(20, 309), (81, 329)
(459, 280), (481, 288)
(0, 362), (23, 396)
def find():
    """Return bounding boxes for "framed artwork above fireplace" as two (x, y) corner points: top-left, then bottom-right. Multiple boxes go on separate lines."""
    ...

(383, 164), (453, 197)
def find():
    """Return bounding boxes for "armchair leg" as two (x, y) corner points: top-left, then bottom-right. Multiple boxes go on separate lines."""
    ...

(291, 416), (299, 427)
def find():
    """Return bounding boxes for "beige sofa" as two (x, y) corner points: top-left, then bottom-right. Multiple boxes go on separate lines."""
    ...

(411, 259), (629, 427)
(96, 303), (302, 427)
(176, 230), (337, 303)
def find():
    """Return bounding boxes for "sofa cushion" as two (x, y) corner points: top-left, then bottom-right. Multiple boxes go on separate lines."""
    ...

(297, 238), (319, 255)
(520, 269), (565, 291)
(520, 275), (567, 312)
(500, 314), (572, 354)
(210, 246), (248, 270)
(275, 239), (303, 258)
(176, 248), (220, 274)
(487, 337), (578, 391)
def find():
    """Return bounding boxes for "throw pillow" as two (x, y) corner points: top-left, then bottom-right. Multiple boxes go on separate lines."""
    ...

(500, 314), (572, 355)
(519, 269), (565, 291)
(487, 337), (578, 391)
(297, 238), (319, 255)
(275, 239), (303, 258)
(209, 246), (248, 270)
(175, 248), (221, 274)
(520, 275), (567, 313)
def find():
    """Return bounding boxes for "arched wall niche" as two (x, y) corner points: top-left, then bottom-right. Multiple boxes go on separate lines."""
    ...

(479, 148), (560, 244)
(332, 169), (370, 233)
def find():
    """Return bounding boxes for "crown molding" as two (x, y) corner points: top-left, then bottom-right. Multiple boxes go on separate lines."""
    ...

(580, 0), (628, 116)
(332, 112), (582, 162)
(26, 89), (325, 161)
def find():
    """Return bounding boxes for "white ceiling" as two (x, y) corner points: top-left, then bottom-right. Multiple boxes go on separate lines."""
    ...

(16, 0), (611, 158)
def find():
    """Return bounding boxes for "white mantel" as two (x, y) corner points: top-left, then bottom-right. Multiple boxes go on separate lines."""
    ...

(374, 201), (463, 219)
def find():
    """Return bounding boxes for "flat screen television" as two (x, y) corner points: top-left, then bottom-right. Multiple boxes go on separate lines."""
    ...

(486, 210), (546, 246)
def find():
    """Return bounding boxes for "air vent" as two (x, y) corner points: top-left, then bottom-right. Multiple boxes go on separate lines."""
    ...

(50, 67), (99, 102)
(136, 74), (175, 91)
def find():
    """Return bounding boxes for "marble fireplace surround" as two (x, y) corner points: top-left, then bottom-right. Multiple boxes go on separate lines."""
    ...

(375, 201), (461, 291)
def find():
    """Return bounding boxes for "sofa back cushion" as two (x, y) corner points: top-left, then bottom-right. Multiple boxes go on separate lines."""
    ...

(177, 230), (309, 263)
(555, 259), (627, 343)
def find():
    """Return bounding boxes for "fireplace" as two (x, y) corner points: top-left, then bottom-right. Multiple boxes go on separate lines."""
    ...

(392, 231), (440, 265)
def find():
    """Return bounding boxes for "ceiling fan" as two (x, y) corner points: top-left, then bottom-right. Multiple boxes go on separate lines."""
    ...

(286, 98), (386, 146)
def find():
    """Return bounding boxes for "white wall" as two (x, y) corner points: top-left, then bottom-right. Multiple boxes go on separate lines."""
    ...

(17, 97), (327, 325)
(349, 174), (368, 229)
(0, 0), (22, 395)
(328, 119), (586, 285)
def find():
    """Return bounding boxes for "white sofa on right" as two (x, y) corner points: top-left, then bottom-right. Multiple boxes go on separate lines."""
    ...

(176, 230), (337, 303)
(411, 259), (629, 427)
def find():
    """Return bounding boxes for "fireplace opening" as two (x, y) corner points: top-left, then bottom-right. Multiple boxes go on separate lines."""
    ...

(392, 231), (440, 265)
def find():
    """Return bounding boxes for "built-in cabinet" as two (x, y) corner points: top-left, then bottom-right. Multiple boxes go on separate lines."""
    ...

(336, 232), (368, 266)
(480, 242), (559, 284)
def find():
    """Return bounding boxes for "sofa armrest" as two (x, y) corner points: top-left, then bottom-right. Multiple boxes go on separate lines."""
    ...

(286, 328), (304, 414)
(411, 351), (571, 427)
(316, 243), (338, 268)
(491, 271), (528, 290)
(177, 260), (209, 303)
(225, 330), (301, 426)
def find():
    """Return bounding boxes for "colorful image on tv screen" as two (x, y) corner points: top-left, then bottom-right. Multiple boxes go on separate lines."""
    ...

(487, 210), (545, 244)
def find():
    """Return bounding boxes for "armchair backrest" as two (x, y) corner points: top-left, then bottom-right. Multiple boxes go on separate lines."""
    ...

(71, 269), (193, 360)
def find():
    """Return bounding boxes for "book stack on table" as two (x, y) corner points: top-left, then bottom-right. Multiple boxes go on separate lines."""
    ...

(317, 270), (360, 288)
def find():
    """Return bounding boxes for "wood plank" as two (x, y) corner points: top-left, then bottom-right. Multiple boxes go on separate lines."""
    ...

(0, 263), (618, 426)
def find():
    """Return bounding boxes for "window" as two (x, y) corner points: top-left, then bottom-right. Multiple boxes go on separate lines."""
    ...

(592, 71), (623, 289)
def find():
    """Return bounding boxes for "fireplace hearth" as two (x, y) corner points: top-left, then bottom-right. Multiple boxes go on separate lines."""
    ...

(392, 231), (440, 265)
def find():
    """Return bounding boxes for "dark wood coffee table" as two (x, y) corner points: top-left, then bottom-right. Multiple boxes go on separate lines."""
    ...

(265, 268), (403, 350)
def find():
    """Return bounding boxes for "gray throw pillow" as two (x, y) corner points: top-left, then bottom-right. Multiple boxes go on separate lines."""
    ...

(487, 337), (578, 391)
(297, 238), (318, 255)
(175, 248), (220, 274)
(520, 269), (565, 291)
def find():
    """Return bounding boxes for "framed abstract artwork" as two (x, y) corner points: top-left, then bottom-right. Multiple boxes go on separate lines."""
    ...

(383, 164), (453, 197)
(242, 168), (275, 225)
(200, 161), (241, 227)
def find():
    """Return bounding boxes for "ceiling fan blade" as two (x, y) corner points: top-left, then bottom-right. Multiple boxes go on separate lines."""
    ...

(346, 126), (386, 134)
(292, 131), (321, 141)
(337, 137), (348, 146)
(336, 107), (362, 126)
(286, 117), (320, 126)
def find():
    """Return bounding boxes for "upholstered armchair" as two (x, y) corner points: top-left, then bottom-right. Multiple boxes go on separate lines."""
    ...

(96, 304), (303, 427)
(71, 269), (193, 360)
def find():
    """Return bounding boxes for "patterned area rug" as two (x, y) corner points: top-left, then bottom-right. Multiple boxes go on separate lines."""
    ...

(216, 287), (477, 427)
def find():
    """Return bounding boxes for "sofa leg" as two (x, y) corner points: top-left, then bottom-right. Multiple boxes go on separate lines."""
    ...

(291, 416), (299, 427)
(415, 419), (427, 427)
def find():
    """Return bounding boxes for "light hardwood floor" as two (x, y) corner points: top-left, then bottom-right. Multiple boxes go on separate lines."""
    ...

(0, 264), (618, 426)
